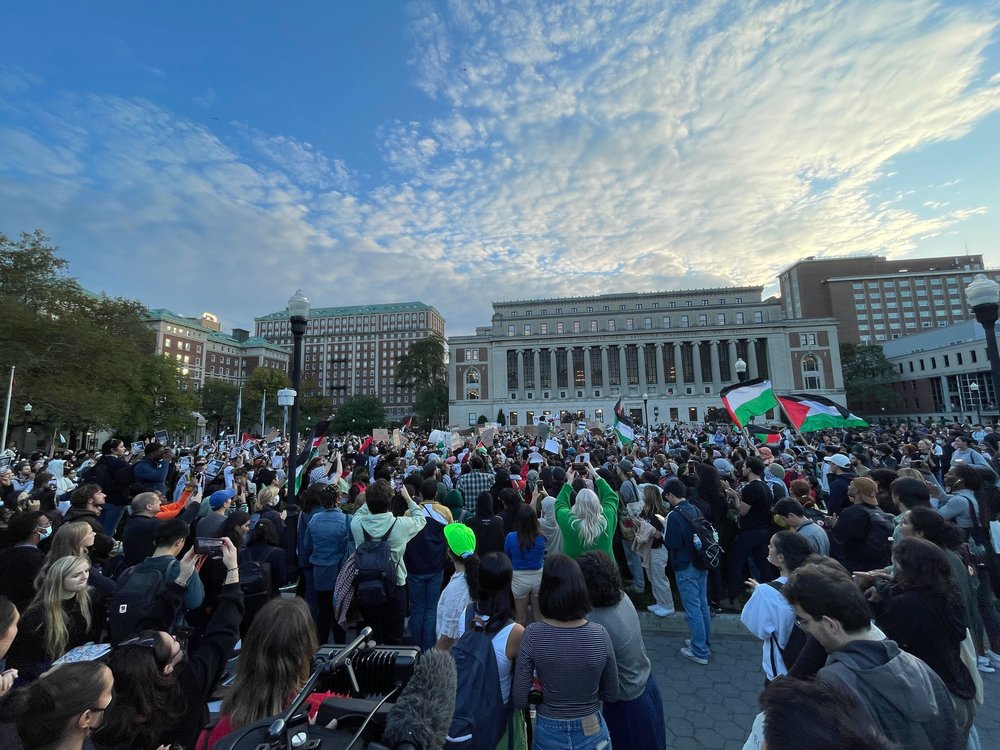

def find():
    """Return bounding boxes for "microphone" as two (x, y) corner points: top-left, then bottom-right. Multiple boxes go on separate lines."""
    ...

(380, 649), (457, 750)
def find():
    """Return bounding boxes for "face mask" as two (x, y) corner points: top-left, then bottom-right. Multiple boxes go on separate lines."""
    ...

(37, 526), (52, 540)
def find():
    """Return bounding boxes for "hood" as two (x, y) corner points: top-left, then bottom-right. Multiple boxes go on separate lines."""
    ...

(355, 511), (398, 538)
(48, 459), (65, 479)
(825, 640), (947, 724)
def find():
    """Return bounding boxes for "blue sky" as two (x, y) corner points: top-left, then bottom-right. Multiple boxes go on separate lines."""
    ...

(1, 0), (998, 335)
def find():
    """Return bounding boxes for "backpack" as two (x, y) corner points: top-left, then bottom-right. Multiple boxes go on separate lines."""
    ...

(765, 581), (808, 675)
(354, 520), (398, 608)
(673, 504), (723, 570)
(108, 560), (173, 644)
(444, 606), (513, 750)
(112, 462), (135, 492)
(238, 558), (274, 636)
(860, 506), (896, 564)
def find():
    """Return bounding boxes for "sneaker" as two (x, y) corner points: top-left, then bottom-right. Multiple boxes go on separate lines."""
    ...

(685, 639), (712, 656)
(977, 662), (995, 674)
(647, 605), (666, 616)
(680, 646), (709, 665)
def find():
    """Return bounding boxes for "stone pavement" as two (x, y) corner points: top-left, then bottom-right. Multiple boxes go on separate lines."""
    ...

(640, 613), (1000, 749)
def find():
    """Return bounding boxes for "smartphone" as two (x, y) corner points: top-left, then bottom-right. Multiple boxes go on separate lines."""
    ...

(195, 537), (224, 558)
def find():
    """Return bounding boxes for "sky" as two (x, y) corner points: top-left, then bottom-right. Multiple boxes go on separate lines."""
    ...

(1, 0), (999, 336)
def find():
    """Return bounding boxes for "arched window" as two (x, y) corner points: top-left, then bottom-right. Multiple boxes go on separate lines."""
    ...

(465, 368), (481, 400)
(801, 355), (822, 390)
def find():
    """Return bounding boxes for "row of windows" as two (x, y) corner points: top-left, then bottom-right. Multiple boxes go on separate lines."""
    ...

(899, 349), (980, 374)
(261, 313), (428, 333)
(505, 298), (745, 318)
(851, 275), (977, 291)
(163, 338), (202, 354)
(506, 312), (763, 336)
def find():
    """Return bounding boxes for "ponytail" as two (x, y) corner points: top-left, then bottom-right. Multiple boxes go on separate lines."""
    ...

(460, 552), (480, 600)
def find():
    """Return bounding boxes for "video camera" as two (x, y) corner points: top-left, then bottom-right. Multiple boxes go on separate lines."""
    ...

(214, 628), (427, 750)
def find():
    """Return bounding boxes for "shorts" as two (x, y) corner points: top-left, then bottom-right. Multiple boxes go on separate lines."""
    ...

(511, 568), (543, 599)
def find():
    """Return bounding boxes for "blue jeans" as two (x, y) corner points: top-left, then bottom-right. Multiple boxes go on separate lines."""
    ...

(676, 565), (711, 659)
(534, 712), (612, 750)
(622, 542), (645, 590)
(100, 504), (126, 537)
(407, 571), (442, 651)
(726, 528), (772, 600)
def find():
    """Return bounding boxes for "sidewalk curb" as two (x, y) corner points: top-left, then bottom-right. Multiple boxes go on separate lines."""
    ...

(637, 609), (752, 638)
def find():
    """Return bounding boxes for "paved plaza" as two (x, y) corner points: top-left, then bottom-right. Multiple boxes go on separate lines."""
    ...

(641, 618), (1000, 749)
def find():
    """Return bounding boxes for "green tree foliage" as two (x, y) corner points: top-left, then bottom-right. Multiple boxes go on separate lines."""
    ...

(331, 395), (385, 435)
(243, 366), (292, 433)
(200, 379), (241, 437)
(116, 356), (199, 437)
(840, 343), (900, 411)
(395, 335), (448, 427)
(0, 230), (194, 443)
(297, 377), (334, 429)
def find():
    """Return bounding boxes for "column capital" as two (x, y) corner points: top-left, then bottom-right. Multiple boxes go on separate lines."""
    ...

(709, 339), (720, 346)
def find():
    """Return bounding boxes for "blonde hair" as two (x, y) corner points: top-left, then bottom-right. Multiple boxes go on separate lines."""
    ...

(27, 555), (92, 659)
(255, 486), (279, 511)
(642, 485), (665, 517)
(570, 489), (608, 548)
(34, 522), (93, 589)
(896, 468), (925, 482)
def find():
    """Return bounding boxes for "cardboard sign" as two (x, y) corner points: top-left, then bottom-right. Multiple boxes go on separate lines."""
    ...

(391, 429), (402, 447)
(522, 425), (537, 437)
(480, 427), (495, 447)
(203, 459), (225, 479)
(543, 438), (561, 455)
(372, 429), (389, 442)
(154, 430), (169, 445)
(450, 432), (464, 450)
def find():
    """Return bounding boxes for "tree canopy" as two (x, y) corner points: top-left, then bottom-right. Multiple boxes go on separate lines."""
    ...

(1, 230), (196, 446)
(395, 334), (448, 427)
(840, 342), (900, 412)
(331, 395), (385, 435)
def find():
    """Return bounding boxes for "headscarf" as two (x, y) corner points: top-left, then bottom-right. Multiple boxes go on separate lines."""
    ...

(443, 488), (465, 520)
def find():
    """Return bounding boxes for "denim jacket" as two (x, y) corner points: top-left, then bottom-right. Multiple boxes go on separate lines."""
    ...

(304, 508), (353, 590)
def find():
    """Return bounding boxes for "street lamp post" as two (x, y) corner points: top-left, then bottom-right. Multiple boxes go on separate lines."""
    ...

(286, 289), (310, 508)
(970, 381), (982, 427)
(966, 274), (1000, 425)
(22, 403), (32, 454)
(642, 393), (649, 438)
(735, 357), (748, 382)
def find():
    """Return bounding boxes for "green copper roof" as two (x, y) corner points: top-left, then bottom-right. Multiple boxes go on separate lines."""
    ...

(255, 301), (438, 321)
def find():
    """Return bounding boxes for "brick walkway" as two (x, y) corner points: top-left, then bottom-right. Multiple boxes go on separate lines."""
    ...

(641, 618), (1000, 749)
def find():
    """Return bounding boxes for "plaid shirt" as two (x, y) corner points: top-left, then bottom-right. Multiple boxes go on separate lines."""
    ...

(456, 469), (496, 516)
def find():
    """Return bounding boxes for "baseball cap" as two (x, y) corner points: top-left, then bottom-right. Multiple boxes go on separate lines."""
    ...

(618, 459), (634, 474)
(824, 454), (851, 469)
(443, 523), (477, 559)
(209, 489), (236, 509)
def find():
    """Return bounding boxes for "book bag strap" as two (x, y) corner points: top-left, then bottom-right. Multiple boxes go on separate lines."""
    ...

(964, 497), (981, 529)
(361, 518), (396, 543)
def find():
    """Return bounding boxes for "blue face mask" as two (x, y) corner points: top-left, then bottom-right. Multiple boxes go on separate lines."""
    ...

(659, 468), (667, 476)
(37, 525), (52, 540)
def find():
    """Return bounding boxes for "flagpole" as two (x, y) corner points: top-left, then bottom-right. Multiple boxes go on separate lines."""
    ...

(235, 385), (242, 438)
(1, 366), (13, 455)
(774, 395), (806, 444)
(260, 389), (267, 435)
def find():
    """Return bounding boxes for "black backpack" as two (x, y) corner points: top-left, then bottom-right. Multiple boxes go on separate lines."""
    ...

(108, 560), (174, 644)
(355, 520), (398, 608)
(444, 606), (513, 750)
(765, 581), (808, 674)
(673, 504), (723, 570)
(860, 506), (896, 565)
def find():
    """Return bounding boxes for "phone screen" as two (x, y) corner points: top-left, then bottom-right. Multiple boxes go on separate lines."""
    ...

(195, 537), (224, 558)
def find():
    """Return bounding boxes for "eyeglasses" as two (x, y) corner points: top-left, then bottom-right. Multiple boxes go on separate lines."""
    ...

(794, 614), (812, 629)
(118, 636), (158, 650)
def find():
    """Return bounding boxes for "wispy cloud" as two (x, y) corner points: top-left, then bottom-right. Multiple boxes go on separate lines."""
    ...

(0, 0), (997, 333)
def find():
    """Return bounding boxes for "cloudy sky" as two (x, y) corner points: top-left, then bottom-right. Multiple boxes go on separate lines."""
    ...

(1, 0), (998, 335)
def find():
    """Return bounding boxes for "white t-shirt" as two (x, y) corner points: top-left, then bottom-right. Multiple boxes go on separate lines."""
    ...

(436, 572), (470, 640)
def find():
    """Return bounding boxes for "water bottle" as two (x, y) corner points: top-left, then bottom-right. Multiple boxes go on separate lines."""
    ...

(693, 533), (702, 550)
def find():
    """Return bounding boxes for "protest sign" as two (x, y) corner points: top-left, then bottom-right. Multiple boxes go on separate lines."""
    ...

(203, 459), (225, 479)
(391, 429), (402, 447)
(372, 428), (389, 442)
(154, 430), (169, 445)
(177, 456), (191, 472)
(131, 441), (144, 455)
(543, 438), (561, 455)
(480, 426), (495, 447)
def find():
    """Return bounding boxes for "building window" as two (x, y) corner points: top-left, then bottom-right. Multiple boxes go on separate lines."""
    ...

(590, 320), (598, 332)
(662, 316), (670, 329)
(698, 314), (708, 326)
(507, 325), (515, 336)
(539, 323), (548, 334)
(619, 305), (626, 311)
(573, 321), (581, 333)
(608, 320), (616, 332)
(735, 312), (745, 324)
(802, 354), (822, 390)
(716, 313), (725, 325)
(524, 324), (531, 335)
(625, 319), (634, 330)
(680, 315), (689, 327)
(644, 317), (652, 329)
(509, 411), (518, 426)
(754, 311), (764, 323)
(799, 333), (817, 347)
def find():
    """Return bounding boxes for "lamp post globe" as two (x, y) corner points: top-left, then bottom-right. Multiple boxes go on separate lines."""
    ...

(735, 357), (748, 382)
(965, 274), (1000, 424)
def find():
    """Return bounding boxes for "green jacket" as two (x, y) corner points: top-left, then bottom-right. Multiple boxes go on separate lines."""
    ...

(555, 477), (619, 558)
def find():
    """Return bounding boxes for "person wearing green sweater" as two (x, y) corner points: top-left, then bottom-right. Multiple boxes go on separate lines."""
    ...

(554, 463), (619, 558)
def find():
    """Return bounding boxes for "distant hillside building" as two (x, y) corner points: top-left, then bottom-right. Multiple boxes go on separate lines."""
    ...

(254, 302), (445, 422)
(447, 287), (845, 428)
(778, 254), (999, 344)
(144, 309), (290, 390)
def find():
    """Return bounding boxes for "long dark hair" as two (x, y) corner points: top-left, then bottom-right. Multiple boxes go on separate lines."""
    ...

(907, 507), (963, 550)
(514, 504), (541, 552)
(222, 510), (250, 549)
(101, 630), (187, 748)
(892, 537), (955, 600)
(472, 552), (514, 635)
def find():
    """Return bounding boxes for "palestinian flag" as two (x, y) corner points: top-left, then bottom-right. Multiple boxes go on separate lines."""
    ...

(776, 394), (868, 432)
(613, 398), (635, 447)
(294, 420), (331, 494)
(402, 416), (413, 431)
(752, 426), (783, 445)
(720, 378), (779, 428)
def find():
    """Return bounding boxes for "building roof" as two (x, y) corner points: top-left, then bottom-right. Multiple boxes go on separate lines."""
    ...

(255, 301), (439, 321)
(493, 285), (766, 307)
(145, 308), (215, 333)
(146, 309), (288, 354)
(882, 319), (984, 358)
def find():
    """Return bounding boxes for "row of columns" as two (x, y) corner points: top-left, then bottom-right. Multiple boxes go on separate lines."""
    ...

(505, 339), (764, 394)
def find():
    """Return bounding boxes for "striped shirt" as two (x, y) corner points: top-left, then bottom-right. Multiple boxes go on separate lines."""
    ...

(512, 621), (619, 718)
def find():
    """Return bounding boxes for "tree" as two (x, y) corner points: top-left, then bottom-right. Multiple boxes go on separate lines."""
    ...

(496, 409), (506, 427)
(200, 380), (241, 437)
(243, 367), (292, 433)
(298, 378), (334, 429)
(703, 407), (734, 425)
(331, 395), (386, 435)
(840, 343), (900, 412)
(395, 334), (448, 427)
(116, 356), (200, 438)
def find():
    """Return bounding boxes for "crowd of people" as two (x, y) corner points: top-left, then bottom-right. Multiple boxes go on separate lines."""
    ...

(0, 415), (996, 749)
